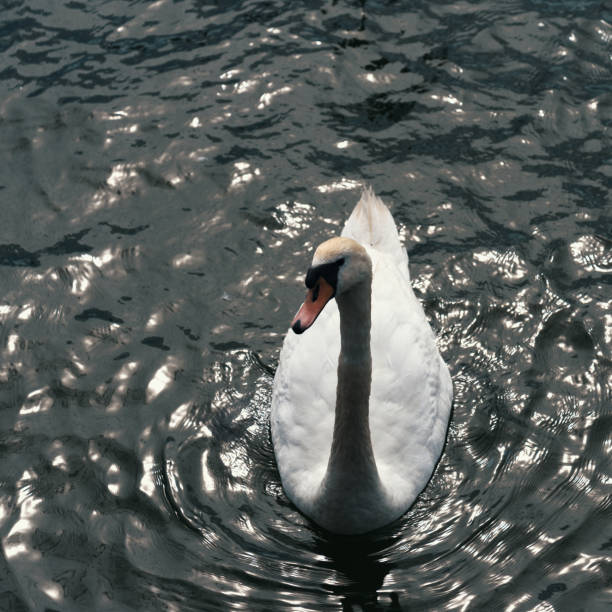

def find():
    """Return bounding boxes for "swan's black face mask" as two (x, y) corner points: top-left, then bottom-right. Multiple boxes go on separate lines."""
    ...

(292, 258), (344, 334)
(305, 258), (344, 291)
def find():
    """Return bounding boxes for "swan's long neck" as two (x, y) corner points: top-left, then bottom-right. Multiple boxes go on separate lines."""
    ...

(316, 276), (387, 526)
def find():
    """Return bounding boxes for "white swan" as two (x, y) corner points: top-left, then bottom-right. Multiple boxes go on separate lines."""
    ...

(271, 188), (452, 534)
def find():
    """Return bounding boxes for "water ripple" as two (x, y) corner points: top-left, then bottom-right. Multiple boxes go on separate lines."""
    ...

(0, 0), (610, 610)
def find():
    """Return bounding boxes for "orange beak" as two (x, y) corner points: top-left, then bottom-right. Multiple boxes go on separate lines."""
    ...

(291, 277), (335, 334)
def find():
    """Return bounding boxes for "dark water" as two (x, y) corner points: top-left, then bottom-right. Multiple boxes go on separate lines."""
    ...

(1, 1), (611, 610)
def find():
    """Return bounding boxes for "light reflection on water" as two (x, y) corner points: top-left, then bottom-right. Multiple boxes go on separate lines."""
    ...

(1, 0), (611, 610)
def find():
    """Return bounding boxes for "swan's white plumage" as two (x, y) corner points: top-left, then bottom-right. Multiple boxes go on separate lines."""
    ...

(271, 188), (452, 532)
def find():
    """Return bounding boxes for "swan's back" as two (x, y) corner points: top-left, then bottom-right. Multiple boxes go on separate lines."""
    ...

(271, 189), (452, 525)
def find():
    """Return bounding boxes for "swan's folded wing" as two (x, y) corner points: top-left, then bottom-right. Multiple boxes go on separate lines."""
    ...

(368, 249), (452, 511)
(270, 301), (340, 509)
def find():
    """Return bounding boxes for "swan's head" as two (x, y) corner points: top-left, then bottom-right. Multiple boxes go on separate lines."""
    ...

(291, 236), (371, 334)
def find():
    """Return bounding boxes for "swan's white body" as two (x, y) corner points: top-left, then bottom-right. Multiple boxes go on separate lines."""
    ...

(271, 189), (452, 534)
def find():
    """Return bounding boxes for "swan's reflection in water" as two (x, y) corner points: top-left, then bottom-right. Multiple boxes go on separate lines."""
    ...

(314, 527), (400, 610)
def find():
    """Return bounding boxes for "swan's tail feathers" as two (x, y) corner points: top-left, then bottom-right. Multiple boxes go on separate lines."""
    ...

(342, 187), (407, 264)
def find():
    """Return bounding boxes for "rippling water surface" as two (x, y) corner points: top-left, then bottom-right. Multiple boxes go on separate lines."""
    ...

(1, 1), (611, 610)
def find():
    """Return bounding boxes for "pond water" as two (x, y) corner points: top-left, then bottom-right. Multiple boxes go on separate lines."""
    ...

(1, 1), (611, 610)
